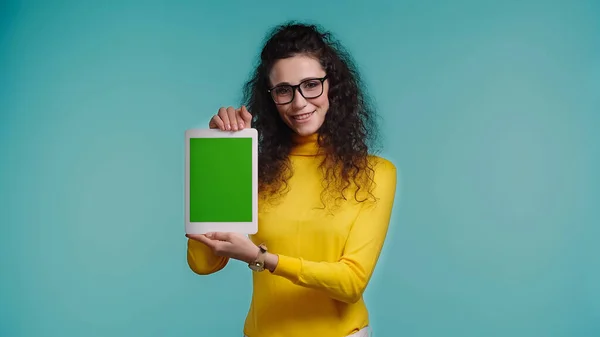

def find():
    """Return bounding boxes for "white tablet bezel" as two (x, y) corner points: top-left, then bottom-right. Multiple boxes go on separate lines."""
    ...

(184, 128), (258, 235)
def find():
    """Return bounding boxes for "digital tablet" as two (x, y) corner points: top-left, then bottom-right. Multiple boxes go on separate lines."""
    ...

(184, 128), (258, 235)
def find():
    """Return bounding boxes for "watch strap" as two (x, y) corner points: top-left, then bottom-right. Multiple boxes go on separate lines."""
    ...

(249, 243), (267, 271)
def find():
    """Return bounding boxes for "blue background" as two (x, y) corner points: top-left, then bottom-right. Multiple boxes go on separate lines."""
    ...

(1, 1), (599, 336)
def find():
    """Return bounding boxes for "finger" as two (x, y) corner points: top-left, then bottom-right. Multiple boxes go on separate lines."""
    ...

(235, 108), (245, 129)
(186, 234), (216, 248)
(240, 105), (252, 128)
(209, 114), (225, 130)
(205, 232), (231, 242)
(226, 106), (240, 131)
(218, 107), (231, 131)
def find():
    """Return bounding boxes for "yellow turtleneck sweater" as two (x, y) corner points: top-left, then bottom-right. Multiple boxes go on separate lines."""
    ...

(187, 133), (397, 337)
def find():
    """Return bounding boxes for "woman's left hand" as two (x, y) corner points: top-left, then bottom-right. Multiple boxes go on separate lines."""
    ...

(186, 232), (260, 264)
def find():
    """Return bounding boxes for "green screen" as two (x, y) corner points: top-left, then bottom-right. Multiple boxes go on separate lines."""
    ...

(189, 137), (252, 222)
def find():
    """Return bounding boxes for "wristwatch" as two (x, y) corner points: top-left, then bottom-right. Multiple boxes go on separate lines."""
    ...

(248, 243), (268, 272)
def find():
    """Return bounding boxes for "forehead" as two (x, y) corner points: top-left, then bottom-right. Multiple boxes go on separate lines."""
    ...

(269, 55), (325, 85)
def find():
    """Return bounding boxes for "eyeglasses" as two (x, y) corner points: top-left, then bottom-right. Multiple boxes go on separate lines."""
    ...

(267, 76), (328, 105)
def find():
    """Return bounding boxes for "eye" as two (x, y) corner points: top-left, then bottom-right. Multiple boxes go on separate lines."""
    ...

(274, 86), (291, 96)
(302, 80), (320, 89)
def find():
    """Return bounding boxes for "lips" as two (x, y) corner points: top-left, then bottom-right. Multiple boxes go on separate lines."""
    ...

(291, 111), (315, 121)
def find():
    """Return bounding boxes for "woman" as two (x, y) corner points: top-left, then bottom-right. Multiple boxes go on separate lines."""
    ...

(186, 22), (397, 337)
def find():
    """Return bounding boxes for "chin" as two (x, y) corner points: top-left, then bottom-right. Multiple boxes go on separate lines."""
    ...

(289, 122), (322, 136)
(295, 127), (315, 136)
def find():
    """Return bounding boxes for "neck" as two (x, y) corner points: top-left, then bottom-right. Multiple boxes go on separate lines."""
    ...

(290, 132), (324, 156)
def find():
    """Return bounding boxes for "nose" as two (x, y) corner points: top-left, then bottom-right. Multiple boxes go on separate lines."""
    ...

(291, 87), (307, 110)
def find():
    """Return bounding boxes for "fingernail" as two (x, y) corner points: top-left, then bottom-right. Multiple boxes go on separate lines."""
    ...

(226, 124), (230, 130)
(239, 123), (244, 129)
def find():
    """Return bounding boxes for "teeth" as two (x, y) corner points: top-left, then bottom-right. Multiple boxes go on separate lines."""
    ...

(293, 112), (313, 120)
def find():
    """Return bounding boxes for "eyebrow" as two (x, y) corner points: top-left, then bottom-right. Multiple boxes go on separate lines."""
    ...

(271, 75), (326, 87)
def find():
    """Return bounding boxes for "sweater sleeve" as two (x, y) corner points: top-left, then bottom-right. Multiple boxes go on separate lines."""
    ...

(187, 238), (229, 275)
(270, 158), (397, 303)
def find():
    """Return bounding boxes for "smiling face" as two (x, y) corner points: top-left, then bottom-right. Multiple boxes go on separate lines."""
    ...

(268, 54), (330, 136)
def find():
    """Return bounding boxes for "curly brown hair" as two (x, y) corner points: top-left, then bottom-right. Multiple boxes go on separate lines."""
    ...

(241, 21), (381, 206)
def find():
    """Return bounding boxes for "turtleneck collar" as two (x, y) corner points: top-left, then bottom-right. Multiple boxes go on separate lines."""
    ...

(290, 132), (325, 156)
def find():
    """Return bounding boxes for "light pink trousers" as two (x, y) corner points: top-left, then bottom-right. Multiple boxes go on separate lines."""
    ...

(244, 325), (371, 337)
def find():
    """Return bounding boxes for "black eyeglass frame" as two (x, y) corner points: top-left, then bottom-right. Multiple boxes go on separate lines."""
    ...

(267, 75), (328, 105)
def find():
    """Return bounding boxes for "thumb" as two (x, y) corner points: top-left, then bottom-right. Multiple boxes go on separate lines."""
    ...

(240, 105), (252, 126)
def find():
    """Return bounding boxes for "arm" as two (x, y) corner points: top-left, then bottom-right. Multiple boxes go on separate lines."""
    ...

(266, 159), (397, 303)
(187, 238), (230, 275)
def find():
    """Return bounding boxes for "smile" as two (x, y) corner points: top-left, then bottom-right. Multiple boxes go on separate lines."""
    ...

(292, 111), (315, 121)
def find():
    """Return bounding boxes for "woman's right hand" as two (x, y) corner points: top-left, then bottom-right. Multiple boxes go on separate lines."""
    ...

(209, 105), (253, 131)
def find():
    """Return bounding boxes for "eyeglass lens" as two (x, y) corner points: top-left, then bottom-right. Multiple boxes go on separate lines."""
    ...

(271, 78), (324, 104)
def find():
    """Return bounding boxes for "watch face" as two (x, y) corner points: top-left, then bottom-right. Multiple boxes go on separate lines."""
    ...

(249, 262), (264, 271)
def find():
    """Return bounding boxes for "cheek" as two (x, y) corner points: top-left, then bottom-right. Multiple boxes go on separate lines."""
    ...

(314, 94), (330, 111)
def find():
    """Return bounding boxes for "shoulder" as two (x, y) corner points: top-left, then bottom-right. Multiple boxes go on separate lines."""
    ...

(360, 155), (397, 206)
(367, 155), (397, 178)
(366, 155), (398, 197)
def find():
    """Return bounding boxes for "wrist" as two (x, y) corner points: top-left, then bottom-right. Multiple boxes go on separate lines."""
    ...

(246, 243), (278, 272)
(246, 245), (261, 264)
(264, 252), (279, 273)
